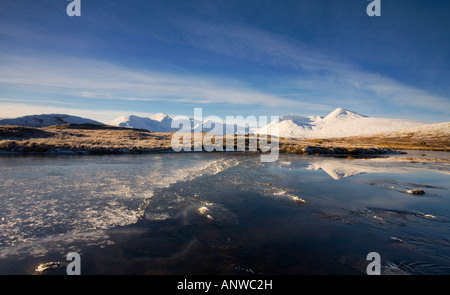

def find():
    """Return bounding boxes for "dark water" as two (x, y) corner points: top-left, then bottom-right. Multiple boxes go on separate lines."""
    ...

(0, 153), (449, 275)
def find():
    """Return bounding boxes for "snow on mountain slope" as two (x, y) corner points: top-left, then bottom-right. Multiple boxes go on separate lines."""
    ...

(312, 117), (425, 139)
(149, 113), (170, 122)
(110, 108), (433, 138)
(323, 108), (366, 120)
(193, 119), (250, 135)
(111, 114), (175, 132)
(0, 114), (103, 128)
(370, 122), (450, 138)
(112, 113), (238, 134)
(259, 108), (426, 139)
(149, 113), (174, 130)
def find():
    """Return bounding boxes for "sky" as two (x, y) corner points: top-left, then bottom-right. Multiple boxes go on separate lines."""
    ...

(0, 0), (449, 124)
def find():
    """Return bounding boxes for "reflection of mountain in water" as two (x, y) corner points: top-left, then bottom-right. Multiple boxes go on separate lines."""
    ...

(307, 161), (367, 180)
(279, 157), (450, 180)
(304, 159), (411, 180)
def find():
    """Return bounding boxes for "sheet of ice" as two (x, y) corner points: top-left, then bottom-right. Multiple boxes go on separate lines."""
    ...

(0, 154), (240, 248)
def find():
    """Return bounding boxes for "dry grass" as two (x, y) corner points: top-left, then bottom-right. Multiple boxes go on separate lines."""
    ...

(317, 132), (450, 152)
(1, 123), (448, 155)
(282, 123), (450, 153)
(0, 124), (173, 154)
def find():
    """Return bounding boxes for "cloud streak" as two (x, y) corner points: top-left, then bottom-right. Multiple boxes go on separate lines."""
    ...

(0, 53), (322, 111)
(163, 17), (450, 114)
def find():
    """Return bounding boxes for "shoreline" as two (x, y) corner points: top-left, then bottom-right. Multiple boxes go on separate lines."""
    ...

(0, 123), (448, 158)
(2, 149), (449, 164)
(0, 145), (432, 162)
(0, 147), (400, 156)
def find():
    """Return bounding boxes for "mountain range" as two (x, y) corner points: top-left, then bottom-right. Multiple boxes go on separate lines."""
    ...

(257, 108), (427, 139)
(1, 108), (442, 139)
(111, 113), (175, 133)
(109, 108), (429, 139)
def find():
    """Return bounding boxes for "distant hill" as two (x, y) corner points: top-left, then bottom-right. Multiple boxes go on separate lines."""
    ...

(0, 114), (104, 128)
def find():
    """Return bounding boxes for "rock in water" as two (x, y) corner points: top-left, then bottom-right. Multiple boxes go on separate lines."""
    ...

(390, 237), (404, 244)
(406, 189), (425, 195)
(292, 196), (307, 204)
(198, 207), (209, 214)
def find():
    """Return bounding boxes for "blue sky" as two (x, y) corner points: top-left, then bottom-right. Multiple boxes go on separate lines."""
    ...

(0, 0), (449, 123)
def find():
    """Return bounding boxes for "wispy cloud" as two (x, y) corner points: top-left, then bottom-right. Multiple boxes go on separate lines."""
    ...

(0, 53), (324, 110)
(285, 69), (450, 114)
(0, 97), (77, 106)
(175, 20), (347, 73)
(165, 18), (450, 115)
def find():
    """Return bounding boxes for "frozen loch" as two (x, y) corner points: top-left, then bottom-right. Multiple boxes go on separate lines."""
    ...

(0, 152), (449, 275)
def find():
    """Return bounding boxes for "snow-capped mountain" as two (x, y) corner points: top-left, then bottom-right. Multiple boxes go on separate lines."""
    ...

(2, 109), (442, 140)
(0, 114), (103, 127)
(192, 119), (249, 134)
(258, 108), (427, 139)
(111, 113), (175, 132)
(112, 108), (436, 139)
(111, 113), (239, 134)
(111, 113), (204, 133)
(369, 121), (450, 139)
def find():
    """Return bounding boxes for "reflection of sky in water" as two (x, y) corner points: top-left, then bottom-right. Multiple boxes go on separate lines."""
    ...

(0, 153), (449, 274)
